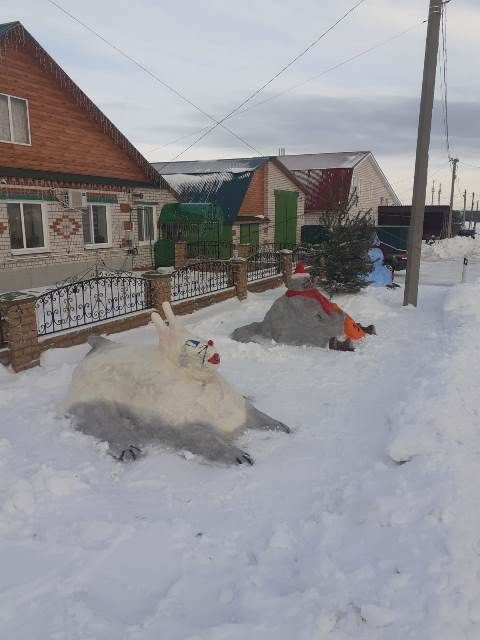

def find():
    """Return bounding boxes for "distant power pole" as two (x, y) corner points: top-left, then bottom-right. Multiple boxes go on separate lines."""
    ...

(448, 157), (459, 237)
(470, 192), (475, 229)
(404, 0), (443, 307)
(431, 180), (436, 205)
(475, 201), (479, 232)
(437, 183), (442, 205)
(463, 189), (467, 226)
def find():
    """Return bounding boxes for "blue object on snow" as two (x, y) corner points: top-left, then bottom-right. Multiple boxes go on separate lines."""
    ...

(365, 247), (393, 287)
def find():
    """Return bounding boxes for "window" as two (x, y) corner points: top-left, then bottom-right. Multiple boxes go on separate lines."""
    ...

(137, 206), (155, 243)
(0, 93), (31, 144)
(82, 205), (110, 246)
(7, 202), (47, 252)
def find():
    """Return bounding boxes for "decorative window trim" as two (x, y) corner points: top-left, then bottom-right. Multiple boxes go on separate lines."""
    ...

(83, 204), (112, 249)
(0, 93), (32, 146)
(6, 200), (50, 255)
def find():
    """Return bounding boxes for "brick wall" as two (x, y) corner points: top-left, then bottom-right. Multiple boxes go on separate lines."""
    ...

(0, 42), (151, 183)
(238, 166), (265, 216)
(247, 274), (284, 293)
(0, 183), (177, 290)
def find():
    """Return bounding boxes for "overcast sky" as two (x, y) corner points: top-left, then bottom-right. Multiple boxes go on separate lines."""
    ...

(3, 0), (479, 207)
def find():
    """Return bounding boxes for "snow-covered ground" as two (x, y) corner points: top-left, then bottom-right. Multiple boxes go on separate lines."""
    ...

(2, 249), (480, 639)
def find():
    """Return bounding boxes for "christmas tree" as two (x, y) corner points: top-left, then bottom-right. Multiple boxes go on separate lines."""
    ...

(311, 177), (376, 295)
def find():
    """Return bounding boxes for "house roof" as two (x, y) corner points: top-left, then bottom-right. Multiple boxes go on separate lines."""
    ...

(155, 156), (306, 224)
(278, 151), (370, 171)
(0, 21), (175, 195)
(159, 171), (254, 225)
(157, 157), (270, 175)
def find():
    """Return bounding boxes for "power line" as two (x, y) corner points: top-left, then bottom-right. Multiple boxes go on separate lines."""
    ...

(45, 0), (263, 155)
(233, 21), (426, 119)
(438, 1), (451, 159)
(146, 18), (425, 159)
(157, 0), (369, 167)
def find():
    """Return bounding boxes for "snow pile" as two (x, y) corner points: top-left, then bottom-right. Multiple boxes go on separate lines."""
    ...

(2, 270), (480, 638)
(422, 235), (480, 261)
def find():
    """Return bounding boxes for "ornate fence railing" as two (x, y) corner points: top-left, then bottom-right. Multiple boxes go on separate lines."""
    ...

(36, 275), (152, 337)
(292, 245), (318, 267)
(247, 249), (282, 282)
(186, 241), (233, 261)
(171, 261), (234, 302)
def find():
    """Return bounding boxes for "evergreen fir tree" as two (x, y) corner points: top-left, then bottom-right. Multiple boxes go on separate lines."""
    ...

(311, 181), (376, 295)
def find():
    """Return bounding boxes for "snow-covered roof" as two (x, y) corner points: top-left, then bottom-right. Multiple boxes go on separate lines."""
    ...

(161, 171), (253, 225)
(278, 151), (370, 171)
(154, 157), (269, 176)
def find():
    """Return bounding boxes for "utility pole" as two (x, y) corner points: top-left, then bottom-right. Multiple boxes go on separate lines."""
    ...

(448, 157), (459, 237)
(463, 189), (467, 227)
(431, 180), (436, 205)
(437, 183), (442, 205)
(470, 192), (475, 229)
(404, 0), (443, 307)
(475, 201), (479, 232)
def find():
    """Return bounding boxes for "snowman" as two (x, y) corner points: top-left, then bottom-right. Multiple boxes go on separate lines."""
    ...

(231, 262), (375, 351)
(364, 235), (401, 288)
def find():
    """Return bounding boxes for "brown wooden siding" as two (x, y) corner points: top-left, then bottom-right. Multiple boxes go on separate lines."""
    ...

(0, 42), (151, 184)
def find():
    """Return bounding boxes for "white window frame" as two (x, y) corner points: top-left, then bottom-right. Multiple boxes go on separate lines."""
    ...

(83, 204), (112, 249)
(137, 205), (157, 245)
(7, 200), (50, 255)
(0, 93), (32, 146)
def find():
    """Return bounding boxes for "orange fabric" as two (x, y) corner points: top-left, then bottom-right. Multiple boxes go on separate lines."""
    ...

(343, 315), (366, 341)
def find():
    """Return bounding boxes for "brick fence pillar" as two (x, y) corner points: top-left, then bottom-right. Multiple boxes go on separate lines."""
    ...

(237, 243), (251, 259)
(0, 295), (40, 372)
(279, 249), (293, 285)
(230, 258), (248, 301)
(174, 242), (187, 269)
(144, 269), (173, 314)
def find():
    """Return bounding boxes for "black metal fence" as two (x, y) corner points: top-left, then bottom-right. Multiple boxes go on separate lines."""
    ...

(247, 249), (282, 282)
(171, 261), (234, 302)
(36, 275), (152, 337)
(292, 245), (318, 268)
(186, 241), (233, 261)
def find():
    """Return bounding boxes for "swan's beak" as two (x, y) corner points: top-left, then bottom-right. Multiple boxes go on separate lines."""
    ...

(207, 352), (220, 365)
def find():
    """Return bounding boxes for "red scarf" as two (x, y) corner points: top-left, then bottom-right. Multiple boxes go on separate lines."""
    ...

(285, 288), (335, 316)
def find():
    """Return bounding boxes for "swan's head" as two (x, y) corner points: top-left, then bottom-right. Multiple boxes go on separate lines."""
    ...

(180, 338), (220, 372)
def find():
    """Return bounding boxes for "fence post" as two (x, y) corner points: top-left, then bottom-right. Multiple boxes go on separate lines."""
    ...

(144, 268), (173, 314)
(174, 242), (187, 269)
(0, 294), (40, 372)
(279, 249), (293, 285)
(462, 256), (469, 283)
(238, 243), (251, 259)
(230, 258), (248, 300)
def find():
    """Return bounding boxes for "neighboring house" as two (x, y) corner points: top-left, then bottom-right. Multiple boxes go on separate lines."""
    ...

(0, 21), (177, 293)
(277, 151), (400, 225)
(155, 157), (306, 251)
